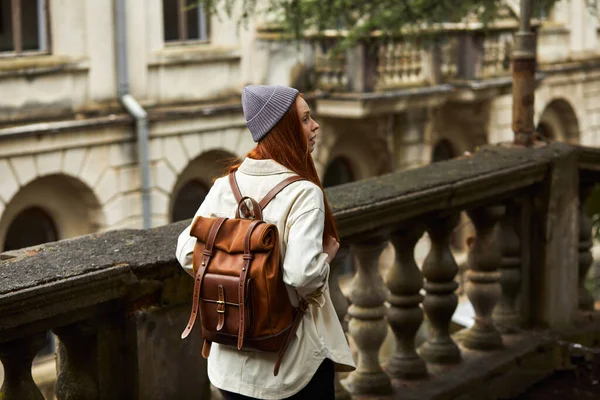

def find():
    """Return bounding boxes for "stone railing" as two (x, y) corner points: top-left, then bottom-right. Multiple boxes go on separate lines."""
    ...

(2, 142), (600, 399)
(308, 25), (516, 93)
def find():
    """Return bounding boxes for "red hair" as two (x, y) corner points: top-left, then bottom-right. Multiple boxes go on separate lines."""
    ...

(230, 95), (339, 242)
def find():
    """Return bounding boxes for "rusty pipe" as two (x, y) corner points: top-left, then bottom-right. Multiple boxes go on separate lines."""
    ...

(512, 0), (536, 147)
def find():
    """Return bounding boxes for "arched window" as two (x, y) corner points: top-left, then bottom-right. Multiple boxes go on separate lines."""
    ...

(431, 139), (456, 163)
(323, 157), (354, 188)
(171, 180), (210, 222)
(3, 207), (58, 251)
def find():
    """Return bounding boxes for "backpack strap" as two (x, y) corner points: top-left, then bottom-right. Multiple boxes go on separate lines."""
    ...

(273, 299), (309, 376)
(229, 171), (305, 219)
(181, 217), (228, 340)
(237, 219), (264, 350)
(258, 176), (305, 210)
(229, 172), (252, 218)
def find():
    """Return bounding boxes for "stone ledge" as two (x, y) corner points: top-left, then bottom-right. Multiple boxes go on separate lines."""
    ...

(327, 142), (573, 238)
(148, 45), (241, 67)
(0, 55), (89, 79)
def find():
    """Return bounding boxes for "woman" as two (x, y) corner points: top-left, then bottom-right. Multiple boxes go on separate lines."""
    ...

(176, 85), (355, 399)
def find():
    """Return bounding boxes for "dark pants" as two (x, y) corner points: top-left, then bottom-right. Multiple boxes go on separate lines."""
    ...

(220, 358), (335, 400)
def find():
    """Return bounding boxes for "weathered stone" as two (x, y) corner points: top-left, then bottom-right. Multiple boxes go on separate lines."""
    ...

(36, 151), (63, 176)
(386, 227), (428, 378)
(133, 304), (210, 400)
(0, 159), (19, 203)
(463, 205), (504, 351)
(94, 168), (120, 205)
(10, 155), (37, 186)
(326, 143), (574, 238)
(62, 148), (87, 177)
(152, 160), (177, 194)
(164, 136), (189, 174)
(528, 145), (579, 327)
(80, 146), (109, 188)
(0, 332), (46, 400)
(493, 201), (523, 332)
(345, 237), (392, 395)
(420, 215), (462, 363)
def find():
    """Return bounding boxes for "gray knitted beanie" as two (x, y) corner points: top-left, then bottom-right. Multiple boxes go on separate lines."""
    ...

(242, 85), (299, 142)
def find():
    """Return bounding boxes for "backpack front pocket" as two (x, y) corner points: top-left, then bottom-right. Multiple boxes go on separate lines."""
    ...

(199, 273), (252, 339)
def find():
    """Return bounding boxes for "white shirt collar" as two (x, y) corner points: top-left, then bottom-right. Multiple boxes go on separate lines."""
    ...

(237, 157), (293, 176)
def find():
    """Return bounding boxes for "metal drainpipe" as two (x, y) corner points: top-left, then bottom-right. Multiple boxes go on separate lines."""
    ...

(512, 0), (536, 147)
(115, 0), (152, 229)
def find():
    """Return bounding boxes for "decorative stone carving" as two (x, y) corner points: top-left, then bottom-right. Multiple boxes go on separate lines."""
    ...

(419, 215), (462, 364)
(463, 205), (505, 350)
(493, 201), (523, 331)
(0, 332), (46, 400)
(54, 322), (99, 400)
(345, 237), (392, 395)
(386, 227), (428, 378)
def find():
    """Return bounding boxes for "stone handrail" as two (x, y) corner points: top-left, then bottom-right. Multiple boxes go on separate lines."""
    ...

(1, 142), (599, 399)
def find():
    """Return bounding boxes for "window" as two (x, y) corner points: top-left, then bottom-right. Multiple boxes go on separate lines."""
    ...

(163, 0), (209, 44)
(0, 0), (48, 55)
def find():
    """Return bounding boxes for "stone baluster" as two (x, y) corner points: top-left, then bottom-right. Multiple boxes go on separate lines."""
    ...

(493, 201), (523, 332)
(419, 216), (462, 364)
(0, 332), (46, 400)
(329, 244), (351, 399)
(463, 205), (505, 350)
(386, 227), (428, 378)
(54, 322), (99, 400)
(345, 237), (392, 395)
(578, 184), (595, 311)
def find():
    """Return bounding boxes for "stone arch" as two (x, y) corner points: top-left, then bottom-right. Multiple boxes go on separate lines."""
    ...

(537, 98), (580, 143)
(319, 122), (386, 181)
(169, 149), (239, 222)
(0, 174), (104, 252)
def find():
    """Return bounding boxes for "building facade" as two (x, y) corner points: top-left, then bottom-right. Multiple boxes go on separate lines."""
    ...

(0, 0), (599, 254)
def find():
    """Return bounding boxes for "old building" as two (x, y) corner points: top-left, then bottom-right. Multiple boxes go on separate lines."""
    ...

(0, 0), (598, 249)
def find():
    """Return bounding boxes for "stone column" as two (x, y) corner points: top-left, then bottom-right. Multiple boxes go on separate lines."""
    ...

(578, 184), (595, 311)
(463, 205), (504, 350)
(54, 322), (99, 400)
(493, 201), (523, 332)
(0, 333), (46, 400)
(329, 245), (351, 399)
(345, 237), (392, 395)
(386, 227), (428, 378)
(419, 215), (461, 364)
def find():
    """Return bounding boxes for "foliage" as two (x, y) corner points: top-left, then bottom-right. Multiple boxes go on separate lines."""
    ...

(195, 0), (559, 42)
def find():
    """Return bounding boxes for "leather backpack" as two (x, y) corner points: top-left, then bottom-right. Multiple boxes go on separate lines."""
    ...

(181, 171), (308, 376)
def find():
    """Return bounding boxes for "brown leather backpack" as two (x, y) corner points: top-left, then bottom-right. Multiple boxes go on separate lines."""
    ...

(181, 172), (308, 376)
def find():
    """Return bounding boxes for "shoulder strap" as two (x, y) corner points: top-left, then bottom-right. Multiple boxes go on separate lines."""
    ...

(229, 171), (251, 217)
(258, 176), (305, 210)
(229, 171), (305, 215)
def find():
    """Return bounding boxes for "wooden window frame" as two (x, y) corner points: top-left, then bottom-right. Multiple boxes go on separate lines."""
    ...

(164, 0), (209, 46)
(0, 0), (51, 57)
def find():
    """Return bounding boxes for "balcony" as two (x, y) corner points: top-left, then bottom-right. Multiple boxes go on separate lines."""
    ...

(298, 22), (520, 117)
(1, 142), (600, 399)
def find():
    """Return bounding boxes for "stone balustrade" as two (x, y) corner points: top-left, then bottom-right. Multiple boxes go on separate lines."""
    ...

(1, 142), (600, 399)
(309, 25), (517, 93)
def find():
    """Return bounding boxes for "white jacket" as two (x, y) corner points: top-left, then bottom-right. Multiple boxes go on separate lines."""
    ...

(176, 157), (355, 399)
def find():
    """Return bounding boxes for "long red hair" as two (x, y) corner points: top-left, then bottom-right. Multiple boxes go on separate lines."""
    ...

(230, 95), (339, 243)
